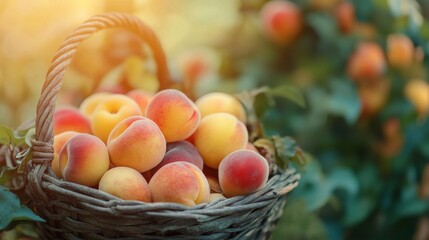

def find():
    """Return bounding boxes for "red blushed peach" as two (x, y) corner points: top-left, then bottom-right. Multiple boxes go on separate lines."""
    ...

(149, 162), (210, 206)
(203, 166), (222, 193)
(107, 116), (166, 172)
(195, 92), (247, 123)
(90, 94), (142, 143)
(98, 167), (152, 202)
(219, 150), (269, 197)
(146, 89), (201, 142)
(59, 133), (110, 187)
(126, 89), (154, 116)
(148, 141), (203, 179)
(347, 42), (386, 83)
(387, 33), (414, 69)
(52, 131), (79, 177)
(260, 0), (303, 45)
(53, 107), (91, 135)
(194, 113), (248, 169)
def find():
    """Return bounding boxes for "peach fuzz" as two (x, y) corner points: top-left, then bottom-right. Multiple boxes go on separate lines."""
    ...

(53, 107), (91, 135)
(146, 89), (201, 142)
(219, 150), (269, 197)
(98, 167), (152, 202)
(126, 89), (154, 116)
(148, 141), (203, 178)
(79, 92), (110, 118)
(90, 94), (141, 143)
(195, 92), (247, 123)
(260, 0), (302, 45)
(52, 131), (79, 178)
(107, 116), (166, 172)
(193, 113), (248, 169)
(59, 133), (110, 187)
(149, 162), (210, 206)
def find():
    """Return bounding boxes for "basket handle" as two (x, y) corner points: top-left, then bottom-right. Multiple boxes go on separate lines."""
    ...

(32, 12), (172, 164)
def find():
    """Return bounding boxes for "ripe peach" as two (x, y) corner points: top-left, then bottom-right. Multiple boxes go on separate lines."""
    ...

(195, 92), (247, 123)
(387, 33), (414, 68)
(79, 92), (110, 118)
(90, 94), (141, 142)
(52, 131), (79, 177)
(219, 150), (269, 197)
(260, 0), (302, 45)
(335, 1), (355, 34)
(98, 167), (152, 202)
(358, 78), (390, 119)
(347, 42), (386, 83)
(146, 89), (201, 142)
(149, 162), (210, 206)
(59, 133), (110, 187)
(126, 89), (154, 116)
(150, 141), (203, 175)
(107, 116), (166, 172)
(53, 107), (91, 135)
(193, 113), (248, 169)
(404, 79), (429, 117)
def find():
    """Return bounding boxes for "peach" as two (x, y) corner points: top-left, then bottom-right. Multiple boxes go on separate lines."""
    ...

(347, 42), (386, 83)
(203, 166), (222, 193)
(219, 150), (269, 197)
(194, 113), (248, 169)
(404, 79), (429, 117)
(59, 133), (110, 187)
(149, 162), (210, 206)
(146, 89), (201, 142)
(107, 116), (166, 172)
(246, 143), (259, 153)
(149, 141), (203, 177)
(98, 167), (152, 202)
(195, 92), (247, 123)
(126, 89), (154, 116)
(79, 92), (110, 118)
(387, 33), (414, 68)
(260, 0), (302, 45)
(53, 107), (91, 135)
(358, 78), (390, 119)
(335, 1), (355, 34)
(90, 94), (141, 143)
(52, 131), (79, 177)
(209, 193), (226, 202)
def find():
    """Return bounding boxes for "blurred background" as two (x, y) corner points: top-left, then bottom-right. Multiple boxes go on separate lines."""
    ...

(1, 0), (429, 239)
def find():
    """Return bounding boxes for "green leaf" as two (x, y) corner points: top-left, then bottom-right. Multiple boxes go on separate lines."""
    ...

(268, 84), (306, 108)
(327, 168), (359, 196)
(272, 136), (308, 169)
(327, 79), (361, 124)
(0, 125), (34, 147)
(0, 125), (15, 145)
(253, 89), (275, 120)
(343, 196), (375, 226)
(0, 186), (44, 230)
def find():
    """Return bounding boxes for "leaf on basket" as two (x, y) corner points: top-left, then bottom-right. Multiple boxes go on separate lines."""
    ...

(0, 125), (34, 147)
(0, 185), (44, 231)
(273, 136), (308, 169)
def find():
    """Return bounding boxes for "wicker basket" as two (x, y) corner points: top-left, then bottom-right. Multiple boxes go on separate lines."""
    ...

(25, 12), (300, 240)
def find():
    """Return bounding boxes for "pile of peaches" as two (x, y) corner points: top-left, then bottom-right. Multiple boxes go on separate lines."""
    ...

(51, 89), (270, 206)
